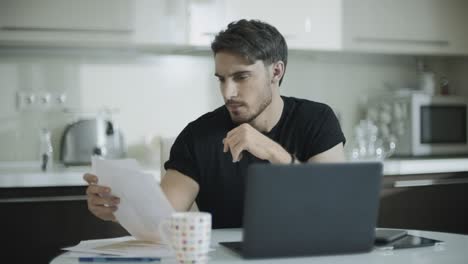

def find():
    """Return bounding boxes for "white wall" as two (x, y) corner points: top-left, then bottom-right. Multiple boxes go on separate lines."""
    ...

(0, 51), (82, 161)
(77, 54), (221, 166)
(0, 49), (465, 167)
(448, 58), (468, 97)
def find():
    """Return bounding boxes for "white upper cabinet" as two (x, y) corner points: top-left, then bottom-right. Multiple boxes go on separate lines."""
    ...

(0, 0), (188, 47)
(1, 0), (466, 54)
(201, 0), (468, 55)
(0, 0), (134, 32)
(224, 0), (342, 51)
(187, 0), (225, 46)
(133, 0), (188, 46)
(342, 0), (468, 55)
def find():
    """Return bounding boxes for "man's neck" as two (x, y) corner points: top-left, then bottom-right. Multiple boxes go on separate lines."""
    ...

(249, 93), (284, 133)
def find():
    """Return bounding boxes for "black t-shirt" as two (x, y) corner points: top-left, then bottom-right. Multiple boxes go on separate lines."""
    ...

(164, 96), (346, 228)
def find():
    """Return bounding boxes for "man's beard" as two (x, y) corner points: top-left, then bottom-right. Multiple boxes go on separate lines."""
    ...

(230, 88), (272, 125)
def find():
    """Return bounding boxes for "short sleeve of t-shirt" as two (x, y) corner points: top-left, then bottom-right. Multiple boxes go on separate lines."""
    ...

(301, 104), (346, 160)
(164, 124), (199, 181)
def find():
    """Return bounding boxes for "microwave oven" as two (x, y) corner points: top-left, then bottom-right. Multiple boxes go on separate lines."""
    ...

(367, 92), (468, 156)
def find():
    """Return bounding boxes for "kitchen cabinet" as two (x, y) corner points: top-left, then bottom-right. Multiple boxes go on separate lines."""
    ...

(133, 0), (187, 46)
(188, 0), (226, 46)
(342, 0), (468, 55)
(0, 186), (128, 264)
(199, 0), (468, 55)
(2, 0), (467, 55)
(378, 172), (468, 234)
(0, 163), (162, 263)
(223, 0), (342, 51)
(0, 0), (188, 47)
(0, 0), (134, 33)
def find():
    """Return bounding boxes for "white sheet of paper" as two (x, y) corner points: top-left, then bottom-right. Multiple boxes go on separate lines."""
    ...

(92, 158), (175, 243)
(62, 236), (174, 257)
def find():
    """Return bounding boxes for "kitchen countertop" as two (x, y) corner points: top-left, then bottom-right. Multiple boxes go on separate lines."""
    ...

(1, 158), (467, 188)
(0, 162), (161, 188)
(383, 157), (468, 175)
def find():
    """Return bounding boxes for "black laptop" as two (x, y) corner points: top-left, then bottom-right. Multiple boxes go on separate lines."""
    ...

(220, 162), (383, 258)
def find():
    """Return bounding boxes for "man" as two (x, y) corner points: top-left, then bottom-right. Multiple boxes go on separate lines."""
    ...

(84, 19), (346, 229)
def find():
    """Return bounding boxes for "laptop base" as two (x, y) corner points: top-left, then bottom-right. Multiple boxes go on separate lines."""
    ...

(219, 241), (243, 255)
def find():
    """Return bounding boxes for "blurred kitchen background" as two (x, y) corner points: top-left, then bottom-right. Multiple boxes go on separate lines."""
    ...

(1, 0), (468, 166)
(1, 0), (468, 263)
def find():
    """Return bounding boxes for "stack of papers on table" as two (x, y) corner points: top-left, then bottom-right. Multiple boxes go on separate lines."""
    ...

(63, 236), (174, 258)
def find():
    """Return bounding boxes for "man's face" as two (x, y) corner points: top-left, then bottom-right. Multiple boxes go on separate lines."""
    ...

(214, 52), (273, 124)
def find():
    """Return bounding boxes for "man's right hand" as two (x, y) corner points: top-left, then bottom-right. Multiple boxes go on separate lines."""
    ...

(83, 173), (120, 222)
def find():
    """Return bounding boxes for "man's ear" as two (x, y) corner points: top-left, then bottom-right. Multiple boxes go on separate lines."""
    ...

(271, 61), (285, 84)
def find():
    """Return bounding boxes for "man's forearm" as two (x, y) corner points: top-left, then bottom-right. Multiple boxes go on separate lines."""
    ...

(267, 142), (294, 164)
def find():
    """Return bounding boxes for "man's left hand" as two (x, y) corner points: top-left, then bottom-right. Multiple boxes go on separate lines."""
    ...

(223, 123), (291, 163)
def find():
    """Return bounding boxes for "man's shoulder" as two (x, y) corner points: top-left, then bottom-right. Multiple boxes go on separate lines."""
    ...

(187, 105), (229, 131)
(283, 96), (333, 118)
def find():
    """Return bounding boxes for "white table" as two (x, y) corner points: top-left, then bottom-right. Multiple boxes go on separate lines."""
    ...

(51, 228), (468, 264)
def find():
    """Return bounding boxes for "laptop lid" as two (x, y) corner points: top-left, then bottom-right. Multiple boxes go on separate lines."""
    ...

(239, 162), (383, 258)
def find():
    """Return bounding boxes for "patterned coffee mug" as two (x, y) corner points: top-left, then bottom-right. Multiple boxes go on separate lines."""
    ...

(159, 212), (212, 264)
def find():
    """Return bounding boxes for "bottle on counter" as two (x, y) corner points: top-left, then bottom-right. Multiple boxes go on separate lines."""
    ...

(440, 76), (450, 95)
(417, 60), (436, 95)
(39, 128), (53, 171)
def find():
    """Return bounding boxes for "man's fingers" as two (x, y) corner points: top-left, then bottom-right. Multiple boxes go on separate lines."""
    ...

(224, 125), (246, 153)
(223, 135), (237, 154)
(224, 133), (246, 162)
(84, 173), (120, 222)
(236, 152), (244, 162)
(223, 138), (229, 153)
(230, 140), (246, 162)
(89, 204), (118, 214)
(225, 125), (244, 144)
(83, 173), (98, 184)
(89, 205), (118, 221)
(89, 195), (120, 207)
(225, 126), (240, 139)
(86, 185), (111, 195)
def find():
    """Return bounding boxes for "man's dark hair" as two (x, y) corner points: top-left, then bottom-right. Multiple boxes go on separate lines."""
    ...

(211, 19), (288, 86)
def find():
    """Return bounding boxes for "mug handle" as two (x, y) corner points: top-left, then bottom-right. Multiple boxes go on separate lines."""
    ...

(158, 218), (173, 248)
